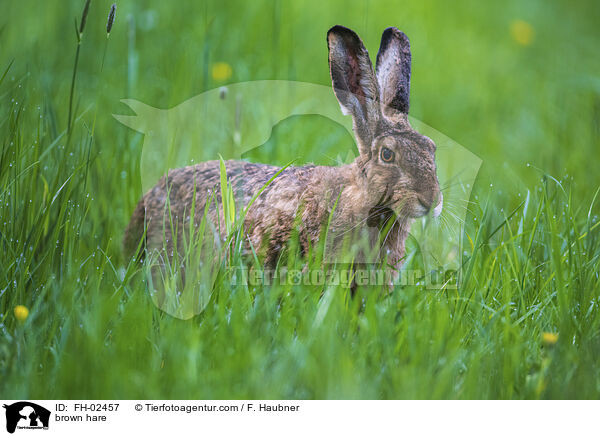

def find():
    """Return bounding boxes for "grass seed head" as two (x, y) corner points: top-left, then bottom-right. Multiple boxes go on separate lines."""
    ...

(107, 4), (116, 35)
(79, 0), (92, 34)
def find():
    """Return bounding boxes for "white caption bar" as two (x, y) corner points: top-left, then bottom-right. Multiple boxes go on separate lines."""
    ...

(0, 400), (597, 435)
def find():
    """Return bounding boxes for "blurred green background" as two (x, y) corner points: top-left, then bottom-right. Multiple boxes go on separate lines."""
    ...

(1, 0), (599, 399)
(5, 0), (600, 204)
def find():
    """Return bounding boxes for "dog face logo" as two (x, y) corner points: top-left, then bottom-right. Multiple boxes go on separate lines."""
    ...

(3, 402), (50, 434)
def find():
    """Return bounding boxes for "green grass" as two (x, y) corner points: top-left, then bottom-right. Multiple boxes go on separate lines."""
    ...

(1, 0), (600, 399)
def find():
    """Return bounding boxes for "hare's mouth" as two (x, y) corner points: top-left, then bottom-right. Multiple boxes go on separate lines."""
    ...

(367, 206), (397, 229)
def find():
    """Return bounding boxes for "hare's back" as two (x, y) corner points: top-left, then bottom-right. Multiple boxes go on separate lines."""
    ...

(167, 160), (281, 202)
(146, 160), (282, 219)
(124, 160), (282, 257)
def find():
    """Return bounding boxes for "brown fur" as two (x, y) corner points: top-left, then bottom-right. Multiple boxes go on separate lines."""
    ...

(123, 26), (442, 280)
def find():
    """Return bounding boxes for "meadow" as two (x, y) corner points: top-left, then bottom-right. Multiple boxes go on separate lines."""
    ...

(1, 0), (600, 399)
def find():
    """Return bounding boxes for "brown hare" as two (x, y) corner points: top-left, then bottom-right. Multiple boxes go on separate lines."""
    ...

(123, 25), (442, 282)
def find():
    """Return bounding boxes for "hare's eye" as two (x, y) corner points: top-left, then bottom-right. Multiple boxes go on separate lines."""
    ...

(380, 147), (395, 163)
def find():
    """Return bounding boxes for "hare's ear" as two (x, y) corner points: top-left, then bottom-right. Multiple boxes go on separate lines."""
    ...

(327, 25), (379, 156)
(376, 27), (411, 120)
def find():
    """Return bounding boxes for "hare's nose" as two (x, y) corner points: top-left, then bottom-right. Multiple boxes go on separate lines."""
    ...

(432, 192), (443, 217)
(418, 191), (442, 213)
(417, 196), (432, 212)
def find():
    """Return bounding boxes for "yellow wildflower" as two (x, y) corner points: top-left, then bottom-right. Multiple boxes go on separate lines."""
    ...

(542, 332), (558, 346)
(211, 62), (233, 81)
(14, 305), (29, 322)
(510, 20), (534, 46)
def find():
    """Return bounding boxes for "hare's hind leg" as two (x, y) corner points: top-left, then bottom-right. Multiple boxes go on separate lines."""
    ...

(123, 198), (148, 261)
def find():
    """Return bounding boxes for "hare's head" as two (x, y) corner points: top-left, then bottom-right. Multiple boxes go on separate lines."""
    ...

(328, 26), (442, 219)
